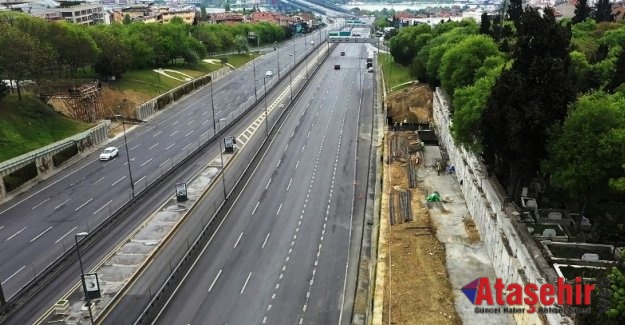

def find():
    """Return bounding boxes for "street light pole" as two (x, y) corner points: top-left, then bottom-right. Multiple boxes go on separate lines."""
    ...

(75, 232), (93, 324)
(119, 118), (135, 198)
(109, 109), (135, 198)
(289, 52), (295, 102)
(218, 118), (228, 200)
(275, 41), (280, 78)
(263, 76), (269, 137)
(252, 57), (258, 102)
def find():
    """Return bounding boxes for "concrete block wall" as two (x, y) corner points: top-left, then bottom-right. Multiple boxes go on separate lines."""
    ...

(135, 66), (232, 121)
(0, 121), (110, 199)
(432, 88), (570, 325)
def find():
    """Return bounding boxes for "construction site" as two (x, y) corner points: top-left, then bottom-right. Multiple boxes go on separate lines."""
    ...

(377, 84), (506, 325)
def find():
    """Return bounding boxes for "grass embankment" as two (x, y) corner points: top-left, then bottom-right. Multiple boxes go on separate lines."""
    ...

(0, 94), (92, 163)
(110, 53), (260, 97)
(378, 53), (413, 91)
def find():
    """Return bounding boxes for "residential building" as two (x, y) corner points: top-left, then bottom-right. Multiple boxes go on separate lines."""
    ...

(59, 3), (104, 25)
(249, 11), (291, 26)
(209, 12), (246, 24)
(159, 8), (195, 24)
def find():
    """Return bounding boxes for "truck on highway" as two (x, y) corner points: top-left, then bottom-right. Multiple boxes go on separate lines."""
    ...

(366, 57), (373, 69)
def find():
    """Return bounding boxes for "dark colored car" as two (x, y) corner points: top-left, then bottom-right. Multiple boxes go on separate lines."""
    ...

(340, 52), (345, 56)
(334, 64), (340, 70)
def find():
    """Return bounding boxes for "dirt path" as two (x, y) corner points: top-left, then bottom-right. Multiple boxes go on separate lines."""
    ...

(379, 130), (460, 325)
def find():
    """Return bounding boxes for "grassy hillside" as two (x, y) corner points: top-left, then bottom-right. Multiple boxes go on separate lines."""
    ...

(0, 94), (92, 163)
(379, 53), (413, 90)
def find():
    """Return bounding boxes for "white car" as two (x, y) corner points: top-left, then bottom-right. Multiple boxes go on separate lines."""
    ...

(265, 70), (273, 78)
(310, 41), (315, 45)
(99, 147), (119, 161)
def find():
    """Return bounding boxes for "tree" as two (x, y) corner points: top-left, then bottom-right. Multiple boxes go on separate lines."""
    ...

(123, 14), (132, 25)
(234, 34), (248, 53)
(451, 64), (503, 151)
(0, 25), (42, 100)
(225, 0), (231, 12)
(507, 0), (523, 26)
(170, 16), (184, 24)
(542, 91), (625, 212)
(594, 0), (614, 23)
(90, 28), (130, 79)
(606, 48), (625, 93)
(572, 0), (591, 24)
(200, 5), (208, 21)
(0, 81), (8, 102)
(479, 12), (491, 35)
(438, 34), (501, 95)
(480, 7), (575, 194)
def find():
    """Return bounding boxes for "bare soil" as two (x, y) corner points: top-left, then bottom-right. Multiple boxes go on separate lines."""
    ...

(381, 134), (460, 325)
(386, 84), (433, 124)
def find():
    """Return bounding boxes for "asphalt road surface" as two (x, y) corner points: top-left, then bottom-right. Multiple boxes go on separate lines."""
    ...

(0, 29), (329, 299)
(155, 42), (373, 325)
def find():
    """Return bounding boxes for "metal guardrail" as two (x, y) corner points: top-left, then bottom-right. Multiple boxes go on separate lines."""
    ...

(0, 38), (329, 325)
(133, 42), (336, 325)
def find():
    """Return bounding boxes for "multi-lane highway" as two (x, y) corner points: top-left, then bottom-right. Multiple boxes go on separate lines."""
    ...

(154, 41), (374, 325)
(0, 28), (330, 299)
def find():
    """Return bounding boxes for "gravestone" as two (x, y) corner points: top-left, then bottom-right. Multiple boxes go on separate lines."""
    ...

(547, 211), (563, 220)
(543, 228), (557, 238)
(581, 253), (600, 262)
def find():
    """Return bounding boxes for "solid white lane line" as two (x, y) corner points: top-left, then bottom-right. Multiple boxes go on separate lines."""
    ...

(276, 203), (282, 215)
(307, 131), (311, 138)
(262, 232), (270, 249)
(0, 226), (4, 231)
(140, 158), (154, 167)
(186, 120), (193, 126)
(69, 176), (86, 187)
(252, 202), (260, 215)
(240, 272), (252, 295)
(5, 227), (27, 242)
(284, 143), (288, 151)
(265, 178), (271, 190)
(32, 198), (50, 210)
(54, 226), (77, 244)
(129, 143), (141, 151)
(184, 130), (194, 137)
(54, 199), (71, 210)
(234, 232), (244, 248)
(74, 198), (93, 211)
(29, 226), (52, 243)
(111, 176), (126, 187)
(301, 145), (305, 152)
(202, 120), (209, 125)
(295, 160), (300, 169)
(92, 200), (112, 215)
(149, 143), (159, 150)
(93, 176), (105, 185)
(172, 120), (179, 126)
(182, 143), (191, 151)
(153, 131), (163, 137)
(287, 178), (292, 191)
(165, 142), (175, 150)
(169, 131), (178, 137)
(276, 159), (281, 168)
(2, 266), (25, 284)
(136, 176), (146, 184)
(208, 269), (222, 292)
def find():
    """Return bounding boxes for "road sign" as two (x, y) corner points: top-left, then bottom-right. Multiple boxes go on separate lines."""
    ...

(328, 36), (377, 43)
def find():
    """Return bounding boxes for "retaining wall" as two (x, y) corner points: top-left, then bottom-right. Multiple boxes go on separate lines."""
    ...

(432, 88), (571, 325)
(135, 66), (232, 120)
(0, 121), (110, 199)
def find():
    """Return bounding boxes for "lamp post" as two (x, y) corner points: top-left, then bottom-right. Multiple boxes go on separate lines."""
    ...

(217, 118), (227, 200)
(262, 73), (271, 137)
(275, 41), (280, 78)
(252, 57), (258, 102)
(110, 111), (135, 198)
(289, 52), (295, 102)
(75, 232), (93, 324)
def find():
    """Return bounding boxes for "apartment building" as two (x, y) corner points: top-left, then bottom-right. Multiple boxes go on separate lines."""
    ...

(59, 3), (104, 25)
